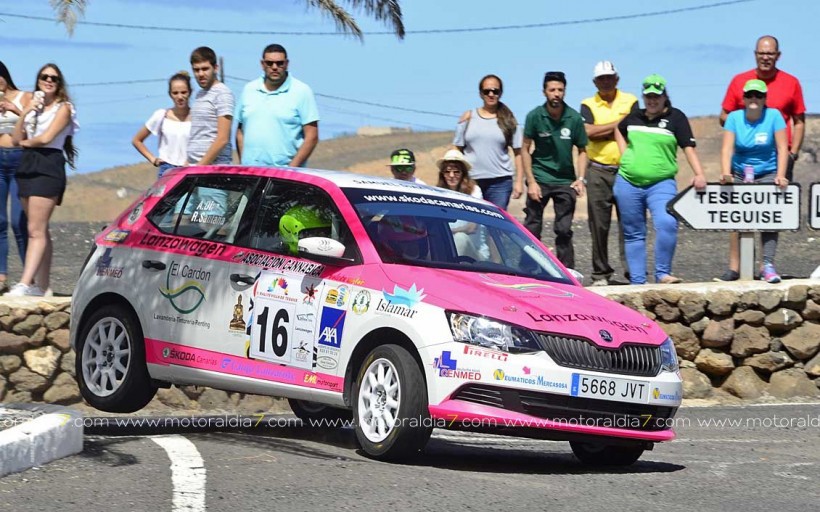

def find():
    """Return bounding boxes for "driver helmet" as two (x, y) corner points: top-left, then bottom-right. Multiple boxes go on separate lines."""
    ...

(279, 205), (331, 255)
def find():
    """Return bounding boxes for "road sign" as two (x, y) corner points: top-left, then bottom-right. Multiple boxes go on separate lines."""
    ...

(668, 183), (801, 232)
(809, 182), (820, 230)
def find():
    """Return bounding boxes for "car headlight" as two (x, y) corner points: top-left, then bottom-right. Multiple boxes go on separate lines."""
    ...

(660, 337), (679, 373)
(447, 312), (541, 353)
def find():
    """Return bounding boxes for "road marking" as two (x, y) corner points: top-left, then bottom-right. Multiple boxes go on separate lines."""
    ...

(774, 462), (814, 481)
(151, 435), (206, 512)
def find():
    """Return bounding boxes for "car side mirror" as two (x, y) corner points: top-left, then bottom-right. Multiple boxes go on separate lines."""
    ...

(297, 237), (357, 266)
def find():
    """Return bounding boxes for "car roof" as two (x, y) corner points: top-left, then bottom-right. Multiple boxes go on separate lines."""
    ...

(175, 165), (490, 205)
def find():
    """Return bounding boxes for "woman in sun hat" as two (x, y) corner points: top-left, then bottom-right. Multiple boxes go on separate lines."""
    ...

(613, 73), (706, 285)
(435, 148), (487, 259)
(716, 78), (788, 283)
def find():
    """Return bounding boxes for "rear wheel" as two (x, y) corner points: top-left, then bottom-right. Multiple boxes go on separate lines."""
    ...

(352, 344), (431, 460)
(288, 399), (352, 424)
(76, 304), (156, 412)
(570, 441), (645, 466)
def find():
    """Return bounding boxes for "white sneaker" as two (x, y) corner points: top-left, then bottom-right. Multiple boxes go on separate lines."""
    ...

(590, 278), (609, 287)
(4, 283), (45, 297)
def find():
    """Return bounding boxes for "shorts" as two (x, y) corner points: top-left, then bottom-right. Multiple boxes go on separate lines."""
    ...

(17, 147), (66, 205)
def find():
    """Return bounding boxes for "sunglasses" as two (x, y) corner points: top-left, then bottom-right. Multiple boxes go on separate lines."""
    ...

(39, 73), (60, 83)
(392, 165), (415, 174)
(642, 82), (665, 92)
(263, 59), (287, 68)
(744, 92), (766, 99)
(482, 88), (501, 96)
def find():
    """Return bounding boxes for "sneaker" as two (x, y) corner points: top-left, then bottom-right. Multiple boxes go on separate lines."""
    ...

(714, 269), (740, 282)
(4, 283), (45, 297)
(590, 278), (609, 287)
(761, 264), (781, 284)
(658, 275), (683, 284)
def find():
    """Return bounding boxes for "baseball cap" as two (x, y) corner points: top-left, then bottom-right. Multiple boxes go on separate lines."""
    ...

(743, 79), (768, 94)
(593, 61), (618, 78)
(641, 74), (667, 95)
(389, 148), (415, 167)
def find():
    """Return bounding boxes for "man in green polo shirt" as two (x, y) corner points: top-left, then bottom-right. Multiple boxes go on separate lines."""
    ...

(522, 71), (589, 270)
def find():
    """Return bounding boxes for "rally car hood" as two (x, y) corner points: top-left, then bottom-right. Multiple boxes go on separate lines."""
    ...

(379, 266), (664, 348)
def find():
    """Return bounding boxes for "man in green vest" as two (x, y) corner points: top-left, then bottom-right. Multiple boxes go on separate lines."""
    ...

(522, 71), (589, 270)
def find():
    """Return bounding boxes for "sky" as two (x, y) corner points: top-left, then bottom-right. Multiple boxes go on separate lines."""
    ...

(1, 0), (817, 174)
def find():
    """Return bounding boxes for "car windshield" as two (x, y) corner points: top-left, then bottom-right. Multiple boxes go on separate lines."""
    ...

(344, 188), (572, 284)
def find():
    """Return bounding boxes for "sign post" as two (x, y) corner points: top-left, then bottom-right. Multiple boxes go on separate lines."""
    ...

(668, 183), (801, 280)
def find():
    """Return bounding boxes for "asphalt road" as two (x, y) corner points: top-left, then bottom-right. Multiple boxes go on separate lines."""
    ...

(1, 402), (818, 512)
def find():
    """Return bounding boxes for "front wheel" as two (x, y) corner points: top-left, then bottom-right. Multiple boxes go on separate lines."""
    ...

(288, 399), (352, 424)
(76, 304), (156, 412)
(353, 344), (431, 460)
(570, 441), (645, 466)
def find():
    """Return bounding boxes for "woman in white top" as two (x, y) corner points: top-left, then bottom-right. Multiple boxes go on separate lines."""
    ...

(132, 71), (192, 177)
(436, 149), (488, 260)
(8, 63), (79, 297)
(0, 61), (31, 293)
(453, 74), (523, 210)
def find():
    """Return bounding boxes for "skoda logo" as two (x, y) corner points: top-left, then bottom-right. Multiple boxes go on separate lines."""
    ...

(599, 330), (613, 343)
(162, 347), (171, 358)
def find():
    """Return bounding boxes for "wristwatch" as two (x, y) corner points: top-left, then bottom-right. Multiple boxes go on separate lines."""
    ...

(577, 177), (587, 185)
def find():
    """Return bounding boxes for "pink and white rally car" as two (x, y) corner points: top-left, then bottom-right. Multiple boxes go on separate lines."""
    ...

(71, 166), (681, 464)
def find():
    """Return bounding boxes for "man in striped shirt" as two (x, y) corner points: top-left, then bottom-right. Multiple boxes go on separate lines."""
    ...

(187, 46), (234, 165)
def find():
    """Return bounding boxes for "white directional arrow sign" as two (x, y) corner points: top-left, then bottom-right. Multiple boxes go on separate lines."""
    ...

(668, 183), (801, 232)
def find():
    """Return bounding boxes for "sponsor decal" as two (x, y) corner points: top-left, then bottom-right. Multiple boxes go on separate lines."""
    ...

(316, 355), (338, 370)
(522, 366), (531, 375)
(324, 285), (349, 308)
(153, 312), (211, 329)
(161, 346), (217, 366)
(493, 369), (567, 390)
(525, 312), (647, 334)
(433, 351), (481, 380)
(127, 202), (143, 225)
(302, 282), (319, 305)
(376, 284), (425, 319)
(462, 345), (509, 362)
(337, 276), (365, 286)
(103, 229), (130, 243)
(480, 274), (575, 298)
(599, 329), (613, 343)
(318, 307), (346, 348)
(296, 312), (315, 323)
(138, 233), (227, 257)
(351, 290), (371, 314)
(95, 248), (123, 278)
(190, 200), (226, 225)
(220, 357), (296, 382)
(159, 261), (210, 314)
(294, 341), (310, 362)
(230, 250), (324, 276)
(228, 294), (247, 332)
(257, 275), (296, 303)
(653, 387), (681, 401)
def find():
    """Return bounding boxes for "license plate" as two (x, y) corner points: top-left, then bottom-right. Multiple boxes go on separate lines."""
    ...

(570, 373), (649, 404)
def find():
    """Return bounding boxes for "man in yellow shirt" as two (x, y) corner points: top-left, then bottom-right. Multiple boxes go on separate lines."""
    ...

(580, 61), (637, 286)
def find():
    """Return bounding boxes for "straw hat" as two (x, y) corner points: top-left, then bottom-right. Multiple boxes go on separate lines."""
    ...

(435, 149), (472, 172)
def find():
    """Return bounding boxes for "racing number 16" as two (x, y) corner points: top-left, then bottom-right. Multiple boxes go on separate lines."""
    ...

(257, 306), (289, 357)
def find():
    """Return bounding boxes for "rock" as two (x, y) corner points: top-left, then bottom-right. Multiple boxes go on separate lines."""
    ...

(707, 290), (737, 316)
(730, 324), (771, 357)
(60, 351), (76, 377)
(5, 390), (32, 402)
(695, 349), (735, 376)
(0, 315), (13, 330)
(770, 337), (784, 352)
(806, 352), (820, 377)
(179, 385), (204, 400)
(640, 308), (656, 321)
(764, 308), (802, 334)
(656, 289), (682, 305)
(237, 394), (276, 413)
(37, 302), (58, 315)
(802, 300), (820, 321)
(722, 366), (767, 399)
(768, 368), (820, 398)
(679, 360), (697, 369)
(31, 326), (47, 345)
(734, 309), (765, 325)
(757, 290), (783, 312)
(23, 346), (61, 378)
(738, 291), (759, 311)
(678, 293), (707, 323)
(642, 290), (664, 308)
(0, 355), (23, 374)
(8, 367), (49, 393)
(701, 318), (735, 348)
(0, 375), (6, 401)
(744, 351), (794, 374)
(0, 304), (10, 317)
(10, 308), (28, 323)
(784, 285), (809, 309)
(619, 294), (643, 312)
(809, 285), (820, 303)
(197, 388), (232, 410)
(660, 323), (700, 361)
(781, 323), (820, 360)
(44, 311), (70, 330)
(157, 387), (196, 409)
(654, 303), (680, 322)
(0, 332), (35, 355)
(681, 367), (713, 399)
(11, 314), (44, 337)
(43, 372), (81, 404)
(689, 317), (709, 334)
(47, 329), (71, 352)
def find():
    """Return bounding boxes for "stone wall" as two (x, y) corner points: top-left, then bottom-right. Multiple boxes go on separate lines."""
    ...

(2, 282), (819, 410)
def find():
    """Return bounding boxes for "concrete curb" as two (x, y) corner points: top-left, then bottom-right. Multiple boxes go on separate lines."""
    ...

(0, 403), (84, 478)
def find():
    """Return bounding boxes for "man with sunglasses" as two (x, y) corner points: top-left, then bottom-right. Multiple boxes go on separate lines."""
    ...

(387, 148), (426, 184)
(236, 44), (319, 168)
(521, 71), (588, 271)
(720, 35), (805, 181)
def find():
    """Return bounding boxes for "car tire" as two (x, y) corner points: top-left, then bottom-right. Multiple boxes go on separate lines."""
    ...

(570, 441), (645, 466)
(288, 399), (353, 424)
(352, 344), (432, 461)
(75, 304), (156, 413)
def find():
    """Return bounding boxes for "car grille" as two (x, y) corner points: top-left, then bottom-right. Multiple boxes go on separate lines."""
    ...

(537, 334), (662, 377)
(453, 384), (676, 432)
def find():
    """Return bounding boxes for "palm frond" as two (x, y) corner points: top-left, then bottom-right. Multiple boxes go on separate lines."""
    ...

(50, 0), (87, 36)
(346, 0), (404, 39)
(304, 0), (363, 41)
